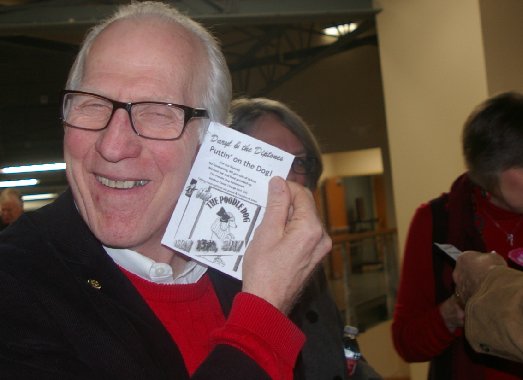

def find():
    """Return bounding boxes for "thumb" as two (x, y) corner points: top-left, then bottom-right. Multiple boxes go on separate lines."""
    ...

(257, 176), (290, 235)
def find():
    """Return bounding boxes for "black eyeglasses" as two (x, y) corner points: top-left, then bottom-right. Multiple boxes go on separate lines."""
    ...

(60, 90), (209, 141)
(291, 156), (318, 175)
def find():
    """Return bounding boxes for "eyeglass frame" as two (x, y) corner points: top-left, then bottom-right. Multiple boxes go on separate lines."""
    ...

(59, 90), (209, 141)
(291, 155), (318, 175)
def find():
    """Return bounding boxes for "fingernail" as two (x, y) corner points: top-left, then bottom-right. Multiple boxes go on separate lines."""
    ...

(269, 176), (285, 192)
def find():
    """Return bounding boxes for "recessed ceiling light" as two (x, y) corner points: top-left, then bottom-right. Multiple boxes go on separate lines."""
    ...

(323, 23), (358, 37)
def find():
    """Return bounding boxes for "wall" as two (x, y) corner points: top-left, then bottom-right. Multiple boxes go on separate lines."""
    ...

(480, 0), (523, 95)
(269, 45), (388, 154)
(375, 0), (487, 262)
(322, 148), (383, 178)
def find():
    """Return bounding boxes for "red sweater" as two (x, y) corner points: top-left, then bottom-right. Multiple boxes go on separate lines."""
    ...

(393, 184), (523, 379)
(123, 270), (305, 379)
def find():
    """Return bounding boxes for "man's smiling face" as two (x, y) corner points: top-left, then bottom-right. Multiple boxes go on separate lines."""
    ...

(64, 17), (205, 256)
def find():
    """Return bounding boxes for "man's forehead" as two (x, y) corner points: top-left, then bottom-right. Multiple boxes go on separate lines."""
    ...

(91, 17), (202, 60)
(1, 200), (18, 208)
(83, 18), (205, 100)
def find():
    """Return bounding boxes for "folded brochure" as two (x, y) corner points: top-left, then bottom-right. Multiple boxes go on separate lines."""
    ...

(162, 122), (294, 279)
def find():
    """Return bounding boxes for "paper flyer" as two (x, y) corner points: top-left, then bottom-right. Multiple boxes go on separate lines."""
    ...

(162, 121), (294, 279)
(434, 243), (462, 261)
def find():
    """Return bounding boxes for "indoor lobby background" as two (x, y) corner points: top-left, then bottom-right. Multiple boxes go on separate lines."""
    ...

(1, 1), (523, 379)
(274, 1), (523, 378)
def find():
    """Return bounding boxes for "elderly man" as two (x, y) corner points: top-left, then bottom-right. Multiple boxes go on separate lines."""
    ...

(0, 2), (330, 379)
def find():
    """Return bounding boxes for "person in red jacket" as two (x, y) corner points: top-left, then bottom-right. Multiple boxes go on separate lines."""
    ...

(392, 92), (523, 379)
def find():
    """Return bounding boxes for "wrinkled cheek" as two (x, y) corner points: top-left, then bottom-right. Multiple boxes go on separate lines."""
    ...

(64, 133), (78, 177)
(64, 129), (97, 165)
(65, 126), (91, 147)
(63, 129), (92, 195)
(164, 131), (200, 174)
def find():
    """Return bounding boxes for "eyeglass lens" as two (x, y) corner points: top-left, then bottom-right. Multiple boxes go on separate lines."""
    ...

(292, 157), (316, 175)
(62, 92), (188, 140)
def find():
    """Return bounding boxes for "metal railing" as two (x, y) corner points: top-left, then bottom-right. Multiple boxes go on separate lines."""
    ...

(325, 228), (398, 331)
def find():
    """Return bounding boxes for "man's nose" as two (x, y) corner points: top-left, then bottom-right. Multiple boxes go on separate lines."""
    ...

(94, 108), (142, 162)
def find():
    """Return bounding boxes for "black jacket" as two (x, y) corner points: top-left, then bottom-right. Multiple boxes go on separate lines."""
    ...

(0, 189), (348, 379)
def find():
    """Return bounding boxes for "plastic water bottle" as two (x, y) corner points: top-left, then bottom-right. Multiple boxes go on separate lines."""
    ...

(343, 325), (361, 376)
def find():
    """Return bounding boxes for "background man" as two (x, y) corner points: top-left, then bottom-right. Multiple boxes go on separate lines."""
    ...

(0, 187), (24, 229)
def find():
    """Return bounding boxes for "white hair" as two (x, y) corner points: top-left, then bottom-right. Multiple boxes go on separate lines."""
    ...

(66, 1), (231, 137)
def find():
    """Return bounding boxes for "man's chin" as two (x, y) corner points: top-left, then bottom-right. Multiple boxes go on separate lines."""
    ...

(94, 227), (143, 250)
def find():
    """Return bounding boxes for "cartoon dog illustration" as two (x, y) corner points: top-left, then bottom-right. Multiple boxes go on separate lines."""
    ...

(211, 207), (237, 240)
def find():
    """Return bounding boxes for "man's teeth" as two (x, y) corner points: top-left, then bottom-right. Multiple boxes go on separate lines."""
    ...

(96, 176), (148, 189)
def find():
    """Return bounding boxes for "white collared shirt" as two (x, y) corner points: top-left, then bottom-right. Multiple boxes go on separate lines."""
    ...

(104, 247), (207, 285)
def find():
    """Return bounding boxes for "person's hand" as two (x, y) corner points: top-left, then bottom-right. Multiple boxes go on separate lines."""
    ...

(439, 294), (464, 333)
(242, 176), (332, 315)
(452, 250), (507, 305)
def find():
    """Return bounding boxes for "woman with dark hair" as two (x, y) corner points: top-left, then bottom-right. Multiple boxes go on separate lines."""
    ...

(392, 92), (523, 379)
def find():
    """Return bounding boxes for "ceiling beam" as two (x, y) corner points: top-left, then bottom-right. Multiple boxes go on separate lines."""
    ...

(0, 0), (379, 34)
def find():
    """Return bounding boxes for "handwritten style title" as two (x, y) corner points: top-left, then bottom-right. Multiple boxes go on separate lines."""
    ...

(208, 134), (284, 177)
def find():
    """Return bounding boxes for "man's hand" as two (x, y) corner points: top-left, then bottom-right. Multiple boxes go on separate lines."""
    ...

(453, 250), (507, 305)
(242, 176), (332, 315)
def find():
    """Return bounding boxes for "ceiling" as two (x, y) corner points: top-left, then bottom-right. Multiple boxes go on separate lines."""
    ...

(0, 0), (379, 201)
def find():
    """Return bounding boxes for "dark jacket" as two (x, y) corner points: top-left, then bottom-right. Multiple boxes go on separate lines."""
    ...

(0, 189), (349, 379)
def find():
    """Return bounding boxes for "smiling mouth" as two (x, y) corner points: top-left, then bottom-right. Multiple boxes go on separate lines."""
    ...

(96, 175), (149, 189)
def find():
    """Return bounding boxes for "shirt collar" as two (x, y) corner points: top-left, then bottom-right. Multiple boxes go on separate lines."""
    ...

(103, 246), (207, 285)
